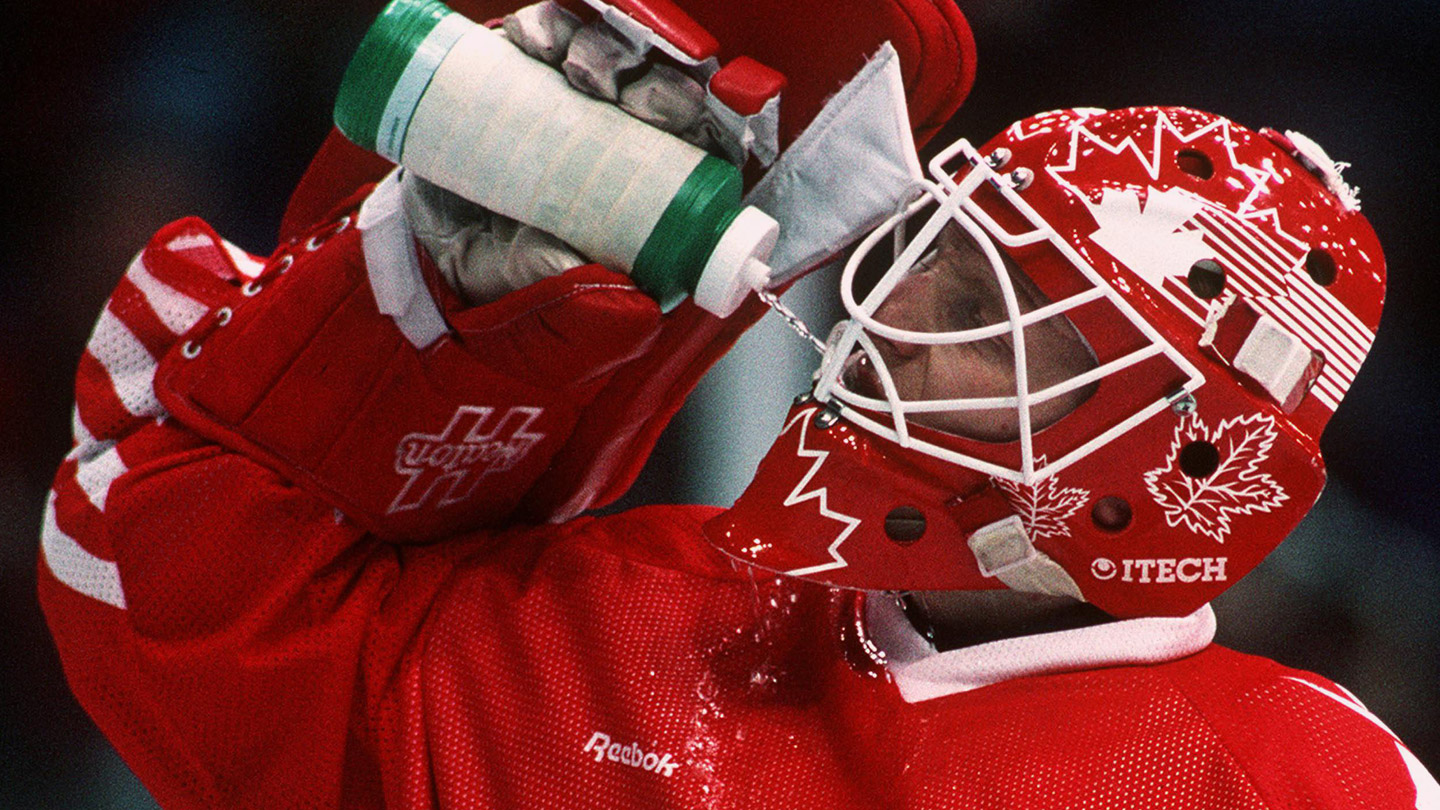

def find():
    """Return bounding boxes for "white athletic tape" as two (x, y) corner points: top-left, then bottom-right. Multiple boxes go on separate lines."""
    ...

(403, 23), (705, 273)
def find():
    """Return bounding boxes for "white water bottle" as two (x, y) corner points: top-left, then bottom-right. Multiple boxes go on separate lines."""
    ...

(334, 0), (777, 316)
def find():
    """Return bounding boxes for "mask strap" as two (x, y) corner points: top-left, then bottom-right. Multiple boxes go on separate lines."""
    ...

(966, 517), (1084, 600)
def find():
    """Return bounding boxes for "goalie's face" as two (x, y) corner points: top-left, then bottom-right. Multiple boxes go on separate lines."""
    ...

(843, 223), (1098, 443)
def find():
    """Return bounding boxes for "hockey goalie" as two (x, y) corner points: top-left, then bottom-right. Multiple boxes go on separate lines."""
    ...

(38, 0), (1437, 807)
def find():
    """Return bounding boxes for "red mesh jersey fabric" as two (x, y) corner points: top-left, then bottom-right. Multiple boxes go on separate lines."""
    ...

(1175, 660), (1437, 809)
(404, 523), (1433, 809)
(45, 465), (1435, 809)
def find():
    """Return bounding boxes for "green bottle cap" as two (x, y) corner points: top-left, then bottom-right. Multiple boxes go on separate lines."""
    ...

(631, 155), (745, 312)
(334, 0), (467, 160)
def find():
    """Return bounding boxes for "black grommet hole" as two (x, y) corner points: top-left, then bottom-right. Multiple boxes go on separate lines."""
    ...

(884, 506), (927, 544)
(1187, 259), (1227, 299)
(1091, 496), (1133, 532)
(1305, 248), (1338, 286)
(1176, 149), (1214, 179)
(1179, 441), (1221, 478)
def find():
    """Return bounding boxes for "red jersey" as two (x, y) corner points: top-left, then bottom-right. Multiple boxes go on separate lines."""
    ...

(40, 220), (1438, 809)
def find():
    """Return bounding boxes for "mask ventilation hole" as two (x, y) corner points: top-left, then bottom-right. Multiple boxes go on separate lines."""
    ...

(1091, 496), (1133, 532)
(884, 506), (927, 544)
(1305, 248), (1338, 286)
(1176, 149), (1214, 180)
(1179, 441), (1221, 478)
(1187, 259), (1227, 299)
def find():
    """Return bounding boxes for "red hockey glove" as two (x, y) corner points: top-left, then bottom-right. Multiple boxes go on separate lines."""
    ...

(153, 202), (663, 542)
(261, 0), (977, 531)
(149, 3), (766, 540)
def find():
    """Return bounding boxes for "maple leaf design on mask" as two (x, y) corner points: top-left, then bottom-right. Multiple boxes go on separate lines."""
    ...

(1144, 413), (1289, 543)
(1084, 186), (1216, 292)
(994, 458), (1090, 540)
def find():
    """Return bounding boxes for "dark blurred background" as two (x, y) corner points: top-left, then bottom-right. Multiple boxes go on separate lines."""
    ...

(2, 0), (1435, 806)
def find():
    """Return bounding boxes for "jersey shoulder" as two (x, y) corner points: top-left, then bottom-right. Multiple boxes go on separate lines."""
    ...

(903, 646), (1435, 810)
(577, 503), (735, 579)
(1163, 645), (1438, 809)
(462, 503), (735, 584)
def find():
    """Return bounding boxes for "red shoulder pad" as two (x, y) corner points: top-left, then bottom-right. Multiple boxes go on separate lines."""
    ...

(1166, 650), (1438, 809)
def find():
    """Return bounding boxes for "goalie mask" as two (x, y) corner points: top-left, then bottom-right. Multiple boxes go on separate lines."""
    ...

(706, 106), (1385, 618)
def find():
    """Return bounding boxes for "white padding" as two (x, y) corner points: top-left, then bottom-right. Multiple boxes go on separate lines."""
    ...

(865, 596), (1216, 702)
(744, 42), (924, 283)
(967, 516), (1033, 576)
(967, 516), (1083, 600)
(1233, 314), (1318, 406)
(359, 170), (450, 349)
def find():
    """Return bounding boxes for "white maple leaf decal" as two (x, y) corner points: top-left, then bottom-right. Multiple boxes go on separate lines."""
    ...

(995, 459), (1090, 540)
(1143, 413), (1288, 543)
(1085, 186), (1215, 291)
(777, 407), (862, 578)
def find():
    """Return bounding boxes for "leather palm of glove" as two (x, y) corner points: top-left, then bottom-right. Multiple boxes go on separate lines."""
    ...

(405, 0), (726, 307)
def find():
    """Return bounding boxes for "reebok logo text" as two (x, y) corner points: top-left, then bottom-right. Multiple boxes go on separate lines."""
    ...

(583, 732), (679, 778)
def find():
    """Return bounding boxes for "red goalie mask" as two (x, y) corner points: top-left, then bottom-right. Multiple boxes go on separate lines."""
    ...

(707, 106), (1386, 618)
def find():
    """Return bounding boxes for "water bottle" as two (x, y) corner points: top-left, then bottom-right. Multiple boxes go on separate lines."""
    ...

(334, 0), (777, 316)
